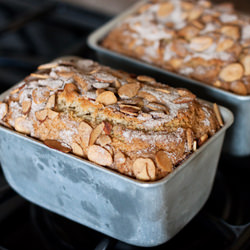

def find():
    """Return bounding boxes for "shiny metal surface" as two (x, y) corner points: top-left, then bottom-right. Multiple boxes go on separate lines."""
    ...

(0, 85), (233, 246)
(87, 0), (249, 156)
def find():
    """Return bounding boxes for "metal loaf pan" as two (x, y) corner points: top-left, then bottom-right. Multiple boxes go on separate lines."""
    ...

(0, 85), (233, 247)
(87, 0), (250, 157)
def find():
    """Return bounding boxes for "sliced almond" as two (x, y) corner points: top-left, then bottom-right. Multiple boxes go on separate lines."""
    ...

(178, 25), (200, 40)
(120, 105), (141, 116)
(103, 121), (112, 135)
(10, 84), (25, 95)
(96, 134), (112, 147)
(190, 36), (213, 52)
(38, 62), (58, 70)
(22, 100), (31, 114)
(73, 74), (88, 91)
(0, 103), (8, 120)
(173, 96), (195, 104)
(57, 71), (74, 78)
(94, 72), (116, 83)
(157, 2), (174, 17)
(118, 83), (140, 99)
(188, 7), (203, 21)
(87, 145), (113, 166)
(155, 88), (171, 94)
(186, 128), (194, 151)
(213, 103), (224, 127)
(96, 88), (105, 96)
(221, 25), (240, 40)
(155, 151), (173, 173)
(30, 73), (49, 79)
(229, 81), (248, 95)
(71, 142), (84, 157)
(93, 82), (110, 89)
(32, 89), (50, 104)
(64, 83), (78, 93)
(146, 103), (168, 112)
(35, 109), (48, 121)
(89, 122), (105, 145)
(46, 94), (55, 109)
(78, 121), (93, 147)
(44, 139), (71, 153)
(219, 63), (244, 82)
(240, 55), (250, 76)
(138, 91), (158, 102)
(114, 151), (126, 165)
(132, 158), (156, 181)
(14, 117), (30, 134)
(198, 134), (208, 146)
(137, 75), (156, 83)
(47, 109), (59, 120)
(177, 89), (196, 99)
(96, 91), (117, 105)
(216, 38), (234, 52)
(181, 2), (194, 10)
(114, 79), (121, 88)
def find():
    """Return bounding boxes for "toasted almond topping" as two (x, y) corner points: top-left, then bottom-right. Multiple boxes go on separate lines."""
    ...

(138, 91), (158, 102)
(216, 38), (234, 52)
(0, 103), (8, 120)
(78, 121), (93, 147)
(177, 89), (196, 99)
(93, 82), (110, 89)
(188, 7), (203, 21)
(114, 151), (126, 165)
(181, 2), (194, 10)
(14, 117), (30, 134)
(120, 105), (140, 116)
(190, 36), (213, 52)
(133, 158), (156, 181)
(146, 102), (168, 112)
(10, 84), (25, 95)
(44, 139), (71, 153)
(103, 121), (112, 135)
(96, 91), (117, 105)
(88, 66), (100, 75)
(64, 83), (78, 93)
(221, 25), (240, 40)
(96, 88), (105, 96)
(119, 104), (141, 110)
(32, 89), (50, 104)
(198, 134), (208, 146)
(30, 73), (49, 79)
(114, 79), (121, 88)
(219, 63), (244, 82)
(94, 72), (116, 83)
(213, 103), (224, 127)
(137, 75), (156, 83)
(213, 80), (222, 88)
(38, 62), (58, 70)
(87, 145), (113, 166)
(57, 71), (75, 78)
(103, 145), (114, 156)
(155, 151), (173, 173)
(191, 20), (205, 30)
(230, 81), (248, 95)
(71, 142), (84, 157)
(157, 2), (174, 17)
(73, 74), (88, 91)
(96, 135), (112, 147)
(47, 109), (59, 120)
(89, 122), (105, 145)
(118, 82), (140, 99)
(241, 55), (250, 76)
(22, 100), (31, 114)
(46, 94), (55, 109)
(35, 109), (48, 121)
(193, 140), (197, 151)
(186, 128), (194, 151)
(155, 88), (171, 94)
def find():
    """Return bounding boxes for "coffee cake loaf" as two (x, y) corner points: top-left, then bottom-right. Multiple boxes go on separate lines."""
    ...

(102, 0), (250, 95)
(0, 57), (222, 181)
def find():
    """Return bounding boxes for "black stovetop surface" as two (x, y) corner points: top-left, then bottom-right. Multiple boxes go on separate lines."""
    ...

(1, 0), (250, 249)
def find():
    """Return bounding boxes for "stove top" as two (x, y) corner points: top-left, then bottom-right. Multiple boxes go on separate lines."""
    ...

(1, 0), (250, 249)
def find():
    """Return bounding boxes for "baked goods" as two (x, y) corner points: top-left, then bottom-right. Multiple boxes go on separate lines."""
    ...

(102, 0), (250, 95)
(0, 57), (221, 181)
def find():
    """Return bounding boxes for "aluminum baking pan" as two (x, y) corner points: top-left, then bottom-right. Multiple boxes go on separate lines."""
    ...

(0, 86), (233, 247)
(87, 0), (249, 157)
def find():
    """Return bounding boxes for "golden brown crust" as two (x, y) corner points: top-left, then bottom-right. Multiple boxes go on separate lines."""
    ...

(102, 0), (250, 95)
(0, 57), (220, 181)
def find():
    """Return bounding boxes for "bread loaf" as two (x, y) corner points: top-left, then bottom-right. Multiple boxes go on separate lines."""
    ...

(0, 57), (221, 181)
(102, 0), (250, 95)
